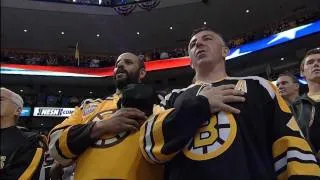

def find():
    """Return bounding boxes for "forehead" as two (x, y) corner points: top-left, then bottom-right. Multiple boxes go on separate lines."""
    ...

(116, 53), (139, 64)
(305, 53), (320, 62)
(190, 30), (216, 42)
(277, 76), (292, 82)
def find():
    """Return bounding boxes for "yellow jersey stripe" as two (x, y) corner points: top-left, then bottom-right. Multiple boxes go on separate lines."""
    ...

(277, 161), (320, 179)
(273, 136), (313, 157)
(151, 109), (177, 162)
(269, 82), (291, 113)
(140, 121), (156, 164)
(18, 148), (43, 180)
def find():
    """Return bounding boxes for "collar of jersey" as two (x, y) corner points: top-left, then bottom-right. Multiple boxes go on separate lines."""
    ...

(195, 76), (229, 85)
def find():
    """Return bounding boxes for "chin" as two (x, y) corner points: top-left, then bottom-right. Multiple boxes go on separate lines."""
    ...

(312, 76), (320, 82)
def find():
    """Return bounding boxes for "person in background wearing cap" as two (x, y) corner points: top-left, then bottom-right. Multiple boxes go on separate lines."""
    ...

(48, 52), (163, 180)
(0, 87), (46, 179)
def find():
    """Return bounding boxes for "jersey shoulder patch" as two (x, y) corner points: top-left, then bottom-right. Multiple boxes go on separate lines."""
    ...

(80, 98), (103, 116)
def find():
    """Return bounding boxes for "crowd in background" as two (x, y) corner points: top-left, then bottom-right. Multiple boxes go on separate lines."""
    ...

(22, 93), (83, 108)
(1, 10), (318, 68)
(227, 10), (318, 47)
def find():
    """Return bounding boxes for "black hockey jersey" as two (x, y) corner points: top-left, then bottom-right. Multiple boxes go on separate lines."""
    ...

(140, 76), (320, 180)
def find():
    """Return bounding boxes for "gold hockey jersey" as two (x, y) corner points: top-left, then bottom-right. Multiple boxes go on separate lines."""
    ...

(49, 94), (163, 180)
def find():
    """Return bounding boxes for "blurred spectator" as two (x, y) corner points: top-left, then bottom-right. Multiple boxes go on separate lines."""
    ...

(68, 96), (80, 107)
(152, 49), (160, 60)
(46, 56), (58, 66)
(46, 95), (59, 107)
(276, 72), (300, 105)
(138, 52), (145, 61)
(89, 56), (100, 68)
(160, 50), (169, 59)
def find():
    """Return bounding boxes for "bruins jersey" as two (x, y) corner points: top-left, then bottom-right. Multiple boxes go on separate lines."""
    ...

(140, 76), (320, 180)
(49, 94), (163, 180)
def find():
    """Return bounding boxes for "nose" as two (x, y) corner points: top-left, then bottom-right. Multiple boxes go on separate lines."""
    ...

(314, 59), (320, 67)
(116, 60), (125, 69)
(195, 39), (204, 48)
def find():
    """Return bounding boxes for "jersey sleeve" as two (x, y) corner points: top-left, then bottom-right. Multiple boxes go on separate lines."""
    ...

(48, 105), (97, 166)
(140, 95), (211, 164)
(260, 80), (320, 179)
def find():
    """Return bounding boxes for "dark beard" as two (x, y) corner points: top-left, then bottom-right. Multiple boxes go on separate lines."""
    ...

(114, 70), (140, 90)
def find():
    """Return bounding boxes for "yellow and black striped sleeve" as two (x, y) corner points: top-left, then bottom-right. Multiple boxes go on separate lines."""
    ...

(48, 107), (97, 166)
(140, 95), (211, 164)
(265, 82), (320, 179)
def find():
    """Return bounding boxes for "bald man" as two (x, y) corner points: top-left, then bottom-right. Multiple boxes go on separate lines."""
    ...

(48, 53), (163, 180)
(1, 87), (46, 179)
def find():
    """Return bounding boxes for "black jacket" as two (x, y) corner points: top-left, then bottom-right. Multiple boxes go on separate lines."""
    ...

(0, 126), (46, 180)
(292, 94), (320, 155)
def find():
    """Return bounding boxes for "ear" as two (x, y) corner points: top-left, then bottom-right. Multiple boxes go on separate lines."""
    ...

(14, 107), (22, 116)
(300, 69), (305, 77)
(300, 63), (305, 77)
(222, 47), (230, 58)
(190, 60), (194, 69)
(139, 68), (147, 80)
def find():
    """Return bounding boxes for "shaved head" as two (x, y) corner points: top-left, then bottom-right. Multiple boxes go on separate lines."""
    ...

(1, 87), (23, 109)
(1, 87), (24, 123)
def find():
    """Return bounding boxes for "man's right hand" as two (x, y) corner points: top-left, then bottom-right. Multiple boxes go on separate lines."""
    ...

(198, 84), (246, 114)
(90, 108), (147, 139)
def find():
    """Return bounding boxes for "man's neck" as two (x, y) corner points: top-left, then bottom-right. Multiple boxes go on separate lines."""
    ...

(308, 81), (320, 96)
(0, 117), (16, 129)
(195, 63), (228, 83)
(285, 93), (299, 104)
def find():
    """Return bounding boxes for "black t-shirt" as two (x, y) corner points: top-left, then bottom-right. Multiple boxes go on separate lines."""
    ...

(0, 126), (43, 179)
(1, 126), (29, 169)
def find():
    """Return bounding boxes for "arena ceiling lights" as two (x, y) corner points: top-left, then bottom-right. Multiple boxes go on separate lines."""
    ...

(1, 20), (319, 77)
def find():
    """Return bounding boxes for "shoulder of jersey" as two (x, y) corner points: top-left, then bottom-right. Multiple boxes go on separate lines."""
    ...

(160, 84), (198, 107)
(227, 76), (268, 83)
(228, 76), (275, 97)
(80, 98), (104, 109)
